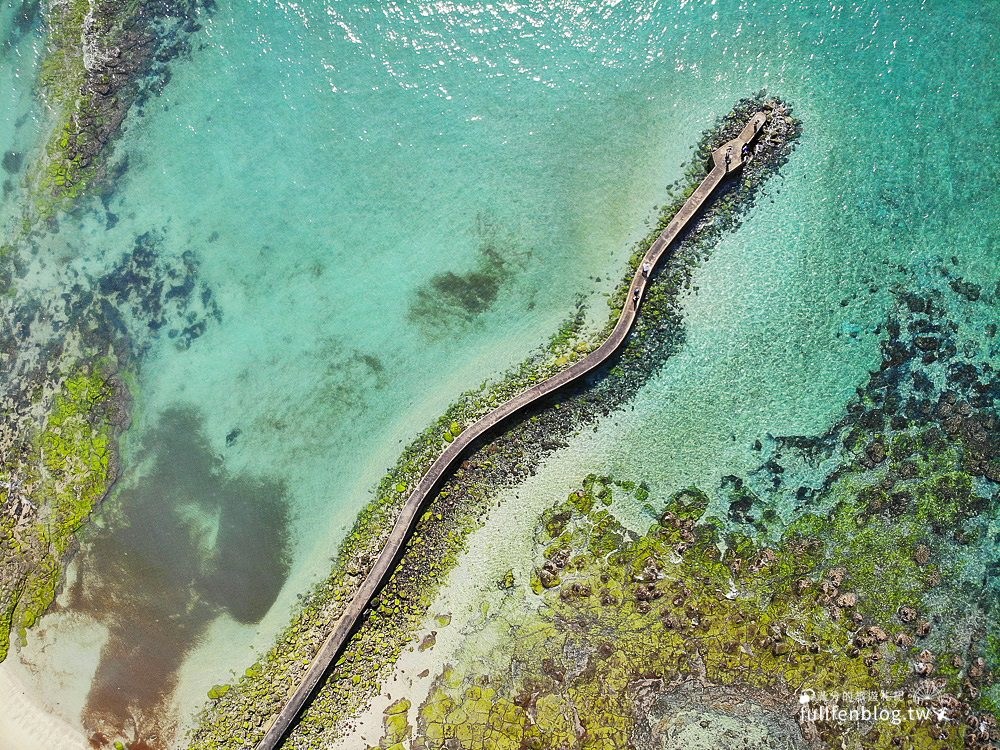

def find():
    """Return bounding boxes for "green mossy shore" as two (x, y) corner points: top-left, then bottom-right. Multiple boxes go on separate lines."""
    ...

(33, 0), (99, 211)
(378, 267), (1000, 749)
(22, 0), (144, 218)
(18, 0), (207, 220)
(186, 96), (804, 749)
(391, 458), (996, 749)
(0, 365), (125, 662)
(0, 0), (130, 651)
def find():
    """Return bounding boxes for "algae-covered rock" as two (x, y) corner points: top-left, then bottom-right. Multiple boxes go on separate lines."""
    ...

(403, 401), (998, 750)
(0, 366), (121, 662)
(208, 684), (231, 700)
(497, 569), (515, 590)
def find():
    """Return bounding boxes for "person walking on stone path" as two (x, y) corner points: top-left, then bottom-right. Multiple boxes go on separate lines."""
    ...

(725, 145), (733, 170)
(632, 288), (640, 309)
(642, 261), (651, 278)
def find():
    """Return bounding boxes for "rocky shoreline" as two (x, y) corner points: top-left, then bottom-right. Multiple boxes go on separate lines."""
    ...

(0, 229), (220, 670)
(387, 265), (998, 749)
(29, 0), (211, 216)
(0, 362), (128, 662)
(1, 0), (219, 669)
(186, 94), (803, 750)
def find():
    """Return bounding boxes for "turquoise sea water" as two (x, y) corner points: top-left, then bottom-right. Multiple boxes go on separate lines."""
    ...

(0, 0), (997, 746)
(0, 0), (43, 229)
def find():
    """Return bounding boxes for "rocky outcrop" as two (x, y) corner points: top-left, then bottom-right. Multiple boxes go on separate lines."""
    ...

(34, 0), (212, 210)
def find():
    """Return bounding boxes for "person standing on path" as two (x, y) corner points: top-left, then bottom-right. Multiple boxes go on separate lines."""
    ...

(632, 288), (640, 309)
(642, 261), (651, 278)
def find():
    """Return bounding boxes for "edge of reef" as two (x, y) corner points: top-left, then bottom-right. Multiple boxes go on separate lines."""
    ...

(1, 0), (210, 668)
(186, 93), (803, 750)
(4, 0), (211, 232)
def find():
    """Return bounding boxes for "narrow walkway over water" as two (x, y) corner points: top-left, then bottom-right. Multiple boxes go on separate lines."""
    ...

(255, 110), (769, 750)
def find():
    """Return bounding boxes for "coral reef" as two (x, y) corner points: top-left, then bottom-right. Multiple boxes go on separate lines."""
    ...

(31, 0), (211, 215)
(384, 267), (999, 750)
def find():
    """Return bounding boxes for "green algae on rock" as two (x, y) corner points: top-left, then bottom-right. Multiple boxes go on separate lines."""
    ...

(401, 456), (995, 749)
(0, 364), (125, 661)
(383, 270), (1000, 750)
(0, 5), (216, 652)
(0, 230), (221, 662)
(0, 211), (223, 662)
(29, 0), (210, 216)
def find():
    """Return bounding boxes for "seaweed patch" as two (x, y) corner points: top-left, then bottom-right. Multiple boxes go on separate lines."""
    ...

(408, 215), (531, 333)
(95, 230), (222, 354)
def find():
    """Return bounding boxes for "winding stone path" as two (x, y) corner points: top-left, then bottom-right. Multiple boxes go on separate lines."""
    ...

(254, 110), (769, 750)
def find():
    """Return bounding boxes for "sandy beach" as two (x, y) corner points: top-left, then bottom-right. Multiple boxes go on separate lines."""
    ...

(0, 664), (88, 750)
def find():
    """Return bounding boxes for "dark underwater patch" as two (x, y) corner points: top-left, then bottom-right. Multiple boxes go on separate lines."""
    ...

(2, 151), (23, 173)
(13, 0), (40, 33)
(1, 0), (40, 51)
(71, 406), (290, 745)
(408, 216), (530, 334)
(308, 342), (390, 418)
(98, 156), (131, 208)
(428, 269), (501, 314)
(93, 230), (222, 355)
(356, 351), (385, 374)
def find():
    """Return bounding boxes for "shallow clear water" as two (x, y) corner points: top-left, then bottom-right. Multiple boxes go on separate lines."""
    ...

(0, 0), (44, 229)
(0, 0), (997, 746)
(564, 0), (999, 513)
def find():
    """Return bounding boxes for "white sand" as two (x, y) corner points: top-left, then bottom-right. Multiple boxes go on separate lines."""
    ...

(326, 453), (594, 749)
(0, 665), (89, 750)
